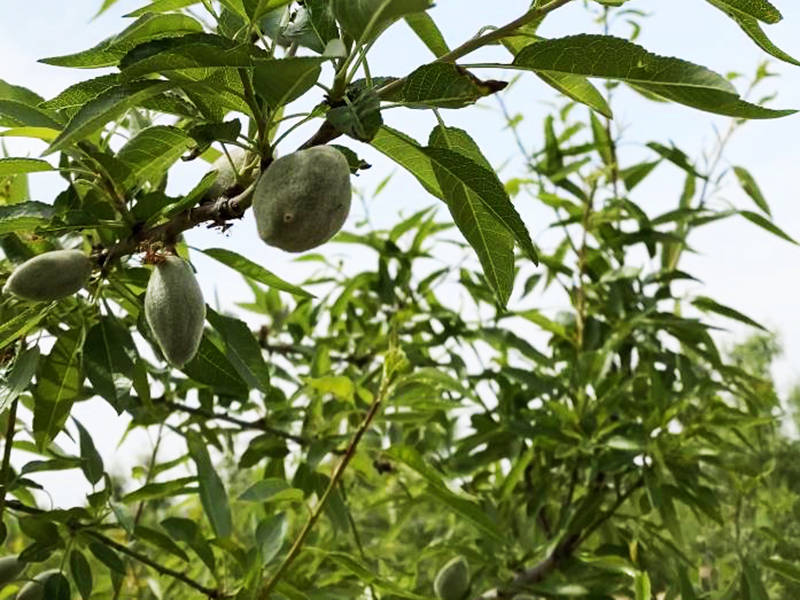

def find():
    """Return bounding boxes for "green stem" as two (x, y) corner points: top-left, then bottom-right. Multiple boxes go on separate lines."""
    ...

(258, 369), (394, 598)
(0, 397), (19, 527)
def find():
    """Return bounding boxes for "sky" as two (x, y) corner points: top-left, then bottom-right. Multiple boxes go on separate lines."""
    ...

(1, 0), (800, 506)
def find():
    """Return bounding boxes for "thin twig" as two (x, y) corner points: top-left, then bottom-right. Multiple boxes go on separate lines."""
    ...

(258, 365), (394, 598)
(85, 530), (227, 599)
(0, 398), (19, 526)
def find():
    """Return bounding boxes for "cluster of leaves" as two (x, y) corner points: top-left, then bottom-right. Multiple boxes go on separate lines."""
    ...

(0, 0), (799, 599)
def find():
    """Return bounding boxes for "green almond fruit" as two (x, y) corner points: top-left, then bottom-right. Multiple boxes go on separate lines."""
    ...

(144, 256), (206, 367)
(253, 145), (351, 253)
(206, 148), (258, 201)
(3, 249), (92, 302)
(434, 556), (470, 600)
(0, 555), (25, 589)
(16, 569), (62, 600)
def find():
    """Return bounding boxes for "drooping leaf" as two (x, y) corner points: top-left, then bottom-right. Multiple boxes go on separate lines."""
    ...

(73, 418), (104, 484)
(256, 512), (288, 565)
(32, 327), (86, 449)
(206, 307), (270, 393)
(733, 166), (770, 215)
(186, 429), (234, 539)
(739, 210), (797, 244)
(181, 335), (251, 398)
(404, 12), (450, 57)
(84, 316), (136, 412)
(70, 550), (93, 600)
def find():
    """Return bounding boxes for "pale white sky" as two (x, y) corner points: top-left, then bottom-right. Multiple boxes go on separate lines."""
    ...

(2, 0), (800, 505)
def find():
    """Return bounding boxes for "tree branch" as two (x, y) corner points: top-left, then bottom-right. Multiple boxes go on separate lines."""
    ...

(85, 530), (228, 599)
(257, 364), (394, 598)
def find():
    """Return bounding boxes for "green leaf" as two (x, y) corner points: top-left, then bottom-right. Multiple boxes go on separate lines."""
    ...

(708, 1), (800, 65)
(32, 327), (85, 449)
(40, 13), (204, 68)
(206, 307), (270, 393)
(739, 210), (797, 244)
(0, 305), (51, 351)
(243, 0), (293, 22)
(424, 141), (515, 306)
(122, 476), (197, 503)
(70, 550), (93, 600)
(239, 479), (304, 503)
(256, 512), (288, 565)
(73, 418), (104, 485)
(0, 100), (62, 129)
(398, 63), (507, 108)
(0, 158), (54, 176)
(327, 89), (383, 142)
(646, 142), (703, 178)
(733, 166), (770, 215)
(692, 296), (766, 330)
(333, 0), (434, 44)
(0, 345), (39, 413)
(84, 316), (136, 412)
(125, 0), (202, 16)
(118, 33), (269, 81)
(386, 445), (505, 543)
(201, 247), (313, 297)
(252, 57), (325, 108)
(41, 74), (121, 116)
(511, 34), (795, 119)
(181, 335), (250, 398)
(0, 78), (45, 107)
(634, 571), (652, 600)
(763, 557), (800, 584)
(134, 525), (189, 562)
(186, 429), (234, 539)
(704, 0), (782, 23)
(369, 126), (442, 198)
(282, 0), (340, 54)
(160, 517), (216, 570)
(404, 12), (449, 57)
(88, 541), (126, 574)
(116, 125), (194, 190)
(45, 81), (171, 155)
(501, 36), (611, 118)
(308, 375), (355, 402)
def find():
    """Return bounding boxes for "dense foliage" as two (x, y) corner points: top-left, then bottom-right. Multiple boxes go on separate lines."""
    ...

(0, 1), (799, 599)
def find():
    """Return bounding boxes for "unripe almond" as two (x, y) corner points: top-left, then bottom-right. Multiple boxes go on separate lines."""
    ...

(434, 556), (470, 600)
(16, 569), (62, 600)
(253, 145), (351, 253)
(206, 148), (258, 201)
(144, 256), (205, 367)
(0, 555), (25, 589)
(3, 250), (92, 301)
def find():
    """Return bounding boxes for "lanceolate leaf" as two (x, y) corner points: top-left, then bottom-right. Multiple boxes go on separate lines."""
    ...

(253, 57), (325, 108)
(424, 141), (538, 262)
(733, 166), (771, 215)
(73, 417), (105, 485)
(84, 316), (136, 412)
(45, 81), (172, 155)
(693, 296), (767, 331)
(186, 429), (233, 539)
(33, 327), (86, 449)
(511, 35), (795, 119)
(739, 210), (798, 244)
(206, 307), (270, 393)
(181, 335), (250, 398)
